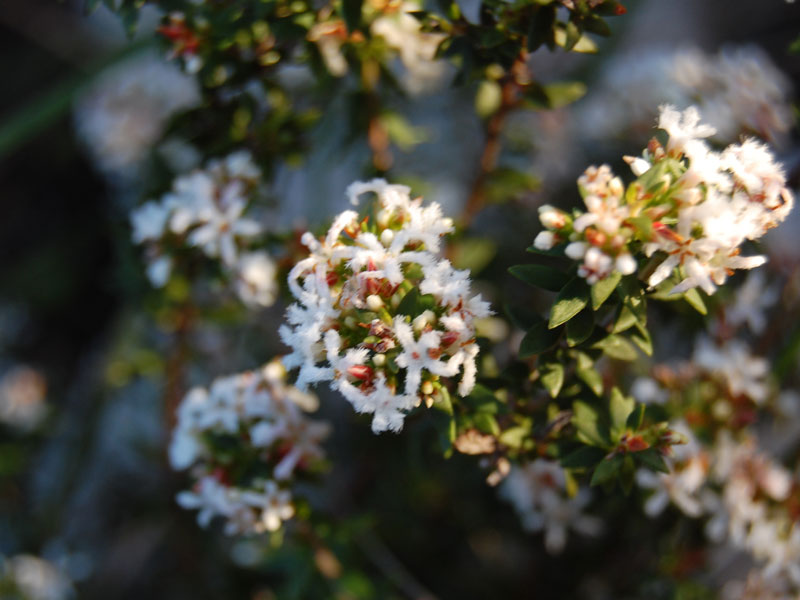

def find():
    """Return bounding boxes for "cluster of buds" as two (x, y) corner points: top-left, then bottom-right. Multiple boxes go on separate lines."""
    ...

(130, 151), (278, 308)
(280, 179), (491, 433)
(534, 105), (794, 295)
(170, 361), (330, 535)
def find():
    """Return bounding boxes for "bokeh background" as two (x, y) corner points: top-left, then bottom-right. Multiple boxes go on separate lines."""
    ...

(1, 0), (799, 598)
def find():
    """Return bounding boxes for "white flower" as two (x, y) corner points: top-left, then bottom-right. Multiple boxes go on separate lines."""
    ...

(74, 51), (200, 177)
(693, 338), (770, 404)
(130, 151), (274, 301)
(240, 480), (295, 532)
(130, 201), (171, 243)
(171, 362), (329, 534)
(725, 271), (778, 334)
(281, 179), (489, 433)
(500, 460), (601, 554)
(4, 554), (74, 600)
(370, 2), (448, 95)
(658, 104), (716, 155)
(234, 252), (278, 308)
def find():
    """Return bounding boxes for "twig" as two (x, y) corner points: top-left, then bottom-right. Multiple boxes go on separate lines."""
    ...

(461, 55), (530, 228)
(164, 303), (194, 432)
(355, 530), (439, 600)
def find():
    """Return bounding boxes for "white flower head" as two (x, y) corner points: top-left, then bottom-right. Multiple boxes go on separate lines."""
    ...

(281, 179), (489, 433)
(170, 361), (330, 535)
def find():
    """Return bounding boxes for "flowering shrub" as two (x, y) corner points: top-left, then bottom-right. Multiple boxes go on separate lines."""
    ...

(5, 1), (800, 598)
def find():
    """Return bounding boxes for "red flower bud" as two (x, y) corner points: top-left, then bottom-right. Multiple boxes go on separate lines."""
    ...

(347, 364), (374, 381)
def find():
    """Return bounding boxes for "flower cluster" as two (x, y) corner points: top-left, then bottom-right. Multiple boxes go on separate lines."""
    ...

(280, 179), (491, 433)
(577, 45), (794, 146)
(638, 429), (799, 594)
(534, 105), (794, 295)
(308, 1), (446, 94)
(130, 151), (278, 307)
(500, 459), (602, 554)
(632, 336), (771, 426)
(170, 361), (330, 535)
(74, 51), (200, 177)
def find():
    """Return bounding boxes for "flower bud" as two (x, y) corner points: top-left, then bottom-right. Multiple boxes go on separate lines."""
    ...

(347, 364), (374, 381)
(533, 231), (556, 250)
(538, 205), (567, 230)
(413, 310), (435, 333)
(366, 294), (384, 311)
(380, 229), (394, 246)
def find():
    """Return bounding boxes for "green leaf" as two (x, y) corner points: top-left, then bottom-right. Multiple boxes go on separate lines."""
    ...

(560, 445), (606, 469)
(543, 81), (587, 109)
(590, 272), (621, 310)
(591, 454), (623, 486)
(505, 303), (540, 331)
(341, 0), (363, 32)
(609, 387), (635, 436)
(432, 386), (454, 416)
(581, 14), (611, 37)
(563, 19), (582, 51)
(498, 425), (531, 449)
(683, 288), (708, 315)
(549, 277), (590, 328)
(527, 5), (557, 52)
(540, 362), (564, 398)
(592, 334), (638, 361)
(474, 412), (500, 436)
(475, 80), (502, 118)
(575, 352), (603, 396)
(627, 215), (653, 242)
(519, 318), (561, 358)
(627, 403), (645, 430)
(395, 287), (436, 318)
(635, 448), (669, 474)
(630, 322), (653, 356)
(433, 413), (456, 457)
(508, 264), (571, 292)
(572, 400), (610, 447)
(465, 384), (498, 413)
(566, 308), (594, 346)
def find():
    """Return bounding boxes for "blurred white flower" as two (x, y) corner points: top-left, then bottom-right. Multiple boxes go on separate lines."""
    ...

(74, 51), (200, 177)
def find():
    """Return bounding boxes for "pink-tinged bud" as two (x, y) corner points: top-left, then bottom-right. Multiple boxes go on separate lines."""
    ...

(326, 271), (339, 286)
(347, 365), (374, 381)
(653, 222), (683, 243)
(538, 205), (567, 230)
(625, 435), (649, 452)
(441, 331), (460, 347)
(585, 229), (607, 247)
(365, 277), (380, 295)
